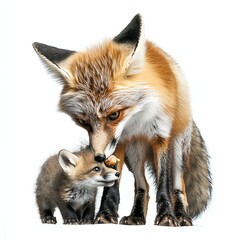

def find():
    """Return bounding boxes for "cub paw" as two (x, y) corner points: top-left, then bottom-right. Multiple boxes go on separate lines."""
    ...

(63, 218), (80, 225)
(41, 216), (57, 224)
(80, 219), (94, 224)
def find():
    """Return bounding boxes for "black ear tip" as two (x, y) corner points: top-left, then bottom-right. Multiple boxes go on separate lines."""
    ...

(133, 13), (142, 23)
(32, 42), (76, 63)
(32, 42), (38, 50)
(32, 42), (45, 52)
(128, 13), (143, 30)
(114, 13), (143, 45)
(130, 13), (143, 29)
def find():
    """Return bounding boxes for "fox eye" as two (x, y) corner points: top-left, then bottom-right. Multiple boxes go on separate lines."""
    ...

(92, 167), (101, 172)
(79, 119), (89, 126)
(108, 111), (120, 121)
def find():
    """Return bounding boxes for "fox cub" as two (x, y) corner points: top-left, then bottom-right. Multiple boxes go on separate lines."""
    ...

(35, 148), (120, 224)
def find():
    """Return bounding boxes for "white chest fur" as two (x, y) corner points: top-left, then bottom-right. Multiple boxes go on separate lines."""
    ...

(122, 95), (172, 140)
(64, 185), (97, 211)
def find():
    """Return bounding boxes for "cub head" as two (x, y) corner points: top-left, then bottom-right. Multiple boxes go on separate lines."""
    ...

(58, 149), (120, 187)
(33, 14), (148, 160)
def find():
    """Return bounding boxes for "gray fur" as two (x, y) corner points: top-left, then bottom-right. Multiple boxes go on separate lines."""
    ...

(184, 121), (212, 218)
(33, 14), (212, 225)
(35, 149), (119, 224)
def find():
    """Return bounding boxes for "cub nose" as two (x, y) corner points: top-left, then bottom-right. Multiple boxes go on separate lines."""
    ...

(95, 154), (106, 162)
(115, 172), (120, 177)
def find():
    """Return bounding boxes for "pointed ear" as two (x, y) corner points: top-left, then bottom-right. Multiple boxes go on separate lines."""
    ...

(58, 149), (79, 174)
(113, 14), (145, 76)
(32, 42), (76, 83)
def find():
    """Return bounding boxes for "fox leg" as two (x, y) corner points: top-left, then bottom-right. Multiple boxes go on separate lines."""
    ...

(172, 132), (193, 226)
(94, 143), (125, 224)
(57, 201), (79, 224)
(36, 195), (57, 224)
(78, 201), (96, 224)
(154, 143), (179, 226)
(174, 179), (192, 226)
(119, 140), (149, 225)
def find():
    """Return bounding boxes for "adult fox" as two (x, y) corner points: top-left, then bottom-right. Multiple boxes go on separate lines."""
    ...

(33, 14), (212, 226)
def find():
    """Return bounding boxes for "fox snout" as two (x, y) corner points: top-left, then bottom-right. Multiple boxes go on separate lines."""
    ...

(104, 171), (120, 181)
(89, 130), (118, 161)
(97, 170), (120, 188)
(89, 131), (109, 161)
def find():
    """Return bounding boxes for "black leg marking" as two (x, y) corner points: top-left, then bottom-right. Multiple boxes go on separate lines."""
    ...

(155, 150), (179, 226)
(63, 218), (80, 225)
(41, 209), (57, 224)
(120, 188), (148, 225)
(57, 201), (80, 224)
(174, 190), (192, 226)
(80, 204), (95, 224)
(37, 196), (57, 224)
(94, 181), (120, 224)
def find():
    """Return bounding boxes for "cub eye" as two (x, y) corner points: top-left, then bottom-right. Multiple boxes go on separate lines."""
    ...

(79, 119), (89, 126)
(92, 167), (101, 172)
(108, 111), (120, 121)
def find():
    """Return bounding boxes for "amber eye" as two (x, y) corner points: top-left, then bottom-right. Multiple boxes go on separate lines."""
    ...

(92, 167), (101, 172)
(108, 111), (120, 121)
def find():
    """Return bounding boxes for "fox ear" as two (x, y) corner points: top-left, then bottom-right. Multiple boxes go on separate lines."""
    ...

(113, 14), (145, 76)
(58, 149), (79, 174)
(32, 42), (76, 83)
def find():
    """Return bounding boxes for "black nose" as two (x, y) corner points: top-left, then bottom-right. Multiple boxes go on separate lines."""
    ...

(115, 172), (120, 177)
(95, 154), (106, 162)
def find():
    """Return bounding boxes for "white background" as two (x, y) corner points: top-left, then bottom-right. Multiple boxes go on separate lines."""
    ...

(1, 0), (240, 239)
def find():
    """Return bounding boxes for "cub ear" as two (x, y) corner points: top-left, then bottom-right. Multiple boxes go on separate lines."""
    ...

(113, 14), (145, 76)
(32, 42), (76, 83)
(58, 149), (79, 174)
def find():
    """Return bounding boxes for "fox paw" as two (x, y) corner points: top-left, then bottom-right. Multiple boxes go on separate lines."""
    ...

(94, 213), (118, 224)
(63, 218), (80, 225)
(80, 219), (94, 224)
(155, 214), (179, 226)
(177, 215), (193, 226)
(41, 216), (57, 224)
(120, 216), (145, 225)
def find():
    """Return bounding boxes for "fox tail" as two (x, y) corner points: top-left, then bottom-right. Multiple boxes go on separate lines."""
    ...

(184, 121), (212, 218)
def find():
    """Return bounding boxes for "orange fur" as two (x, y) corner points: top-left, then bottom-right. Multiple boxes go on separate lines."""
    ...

(68, 42), (130, 91)
(63, 40), (191, 139)
(33, 14), (211, 224)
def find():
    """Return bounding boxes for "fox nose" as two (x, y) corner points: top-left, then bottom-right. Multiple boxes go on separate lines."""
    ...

(95, 154), (106, 162)
(115, 172), (120, 177)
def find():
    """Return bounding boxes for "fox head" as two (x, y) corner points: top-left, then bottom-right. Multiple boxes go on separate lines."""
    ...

(33, 14), (154, 160)
(59, 149), (120, 187)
